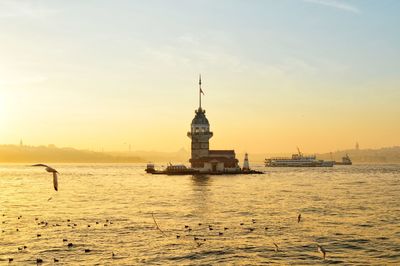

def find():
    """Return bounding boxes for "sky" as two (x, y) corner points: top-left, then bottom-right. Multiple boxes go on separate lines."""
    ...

(0, 0), (399, 154)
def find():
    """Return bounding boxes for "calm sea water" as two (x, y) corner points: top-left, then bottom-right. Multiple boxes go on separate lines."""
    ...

(0, 164), (399, 265)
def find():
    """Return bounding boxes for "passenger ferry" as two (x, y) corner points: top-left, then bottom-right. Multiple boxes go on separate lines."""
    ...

(265, 148), (334, 167)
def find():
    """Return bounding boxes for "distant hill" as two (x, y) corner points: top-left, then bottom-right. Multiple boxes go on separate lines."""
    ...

(131, 146), (400, 164)
(108, 148), (189, 163)
(317, 146), (400, 163)
(238, 147), (400, 164)
(0, 145), (144, 163)
(1, 144), (399, 164)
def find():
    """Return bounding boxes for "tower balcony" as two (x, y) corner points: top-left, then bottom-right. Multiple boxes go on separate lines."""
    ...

(187, 131), (213, 139)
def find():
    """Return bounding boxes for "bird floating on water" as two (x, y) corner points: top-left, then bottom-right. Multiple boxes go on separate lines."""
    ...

(31, 164), (59, 191)
(196, 242), (204, 247)
(317, 244), (326, 259)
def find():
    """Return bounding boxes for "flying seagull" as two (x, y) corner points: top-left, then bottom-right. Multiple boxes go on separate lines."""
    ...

(317, 244), (326, 259)
(32, 164), (59, 191)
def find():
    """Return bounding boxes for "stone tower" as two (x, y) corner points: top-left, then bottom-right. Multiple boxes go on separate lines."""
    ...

(187, 75), (213, 162)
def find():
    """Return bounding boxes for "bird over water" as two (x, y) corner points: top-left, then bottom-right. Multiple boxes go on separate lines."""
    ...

(31, 164), (59, 191)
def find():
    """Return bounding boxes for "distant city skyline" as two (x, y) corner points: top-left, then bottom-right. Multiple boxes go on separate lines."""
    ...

(1, 0), (399, 154)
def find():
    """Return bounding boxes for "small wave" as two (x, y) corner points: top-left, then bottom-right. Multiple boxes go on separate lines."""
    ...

(337, 243), (364, 250)
(376, 236), (389, 240)
(167, 248), (234, 261)
(357, 224), (374, 228)
(347, 238), (370, 244)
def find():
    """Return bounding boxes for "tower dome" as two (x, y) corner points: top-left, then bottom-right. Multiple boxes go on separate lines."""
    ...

(192, 108), (209, 125)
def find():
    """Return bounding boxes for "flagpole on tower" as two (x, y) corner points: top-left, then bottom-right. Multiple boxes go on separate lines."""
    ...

(199, 74), (202, 109)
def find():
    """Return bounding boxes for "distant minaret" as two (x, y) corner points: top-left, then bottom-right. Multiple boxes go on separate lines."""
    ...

(355, 142), (360, 150)
(19, 139), (23, 147)
(243, 153), (250, 171)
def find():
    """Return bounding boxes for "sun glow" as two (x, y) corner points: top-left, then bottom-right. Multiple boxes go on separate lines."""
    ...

(0, 1), (399, 153)
(0, 90), (8, 127)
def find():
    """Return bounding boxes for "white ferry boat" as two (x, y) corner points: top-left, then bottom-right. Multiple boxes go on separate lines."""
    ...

(265, 148), (334, 167)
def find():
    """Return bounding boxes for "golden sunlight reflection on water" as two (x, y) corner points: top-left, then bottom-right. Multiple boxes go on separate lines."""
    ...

(0, 164), (399, 265)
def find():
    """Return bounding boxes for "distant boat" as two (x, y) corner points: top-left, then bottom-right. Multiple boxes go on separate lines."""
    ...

(334, 154), (352, 165)
(145, 163), (200, 175)
(265, 148), (334, 167)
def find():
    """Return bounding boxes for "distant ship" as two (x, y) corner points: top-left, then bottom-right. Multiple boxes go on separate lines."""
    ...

(334, 154), (352, 165)
(265, 148), (334, 167)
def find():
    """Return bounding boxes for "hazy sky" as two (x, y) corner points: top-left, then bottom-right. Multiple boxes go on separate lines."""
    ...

(0, 0), (399, 154)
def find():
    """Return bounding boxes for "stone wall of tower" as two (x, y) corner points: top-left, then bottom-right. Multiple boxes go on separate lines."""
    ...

(190, 131), (212, 159)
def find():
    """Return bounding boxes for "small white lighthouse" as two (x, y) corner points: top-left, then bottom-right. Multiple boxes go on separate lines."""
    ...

(242, 153), (250, 171)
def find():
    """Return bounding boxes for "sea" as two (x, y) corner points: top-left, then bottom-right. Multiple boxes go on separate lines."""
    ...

(0, 164), (399, 265)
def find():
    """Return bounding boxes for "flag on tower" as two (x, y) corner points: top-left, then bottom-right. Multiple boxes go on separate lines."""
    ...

(199, 74), (204, 95)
